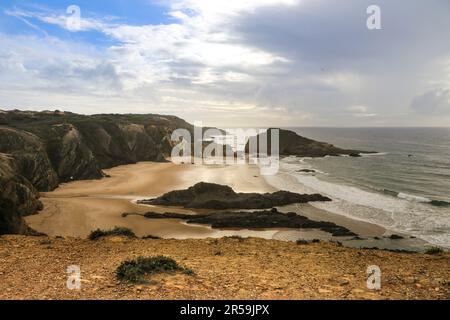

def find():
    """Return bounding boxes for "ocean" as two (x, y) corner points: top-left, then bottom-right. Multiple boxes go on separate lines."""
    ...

(264, 127), (450, 248)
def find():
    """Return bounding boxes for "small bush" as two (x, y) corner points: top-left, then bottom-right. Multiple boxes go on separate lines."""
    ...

(296, 239), (309, 245)
(142, 235), (161, 240)
(116, 256), (194, 283)
(425, 247), (444, 255)
(88, 227), (136, 240)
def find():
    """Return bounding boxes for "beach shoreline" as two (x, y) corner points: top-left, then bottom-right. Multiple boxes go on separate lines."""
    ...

(24, 161), (431, 250)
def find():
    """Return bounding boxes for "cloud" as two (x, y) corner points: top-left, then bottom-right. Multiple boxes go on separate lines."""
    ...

(411, 89), (450, 115)
(5, 7), (113, 33)
(1, 0), (450, 127)
(348, 106), (368, 113)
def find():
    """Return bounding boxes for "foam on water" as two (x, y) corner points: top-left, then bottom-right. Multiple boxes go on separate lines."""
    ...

(264, 158), (450, 248)
(397, 193), (431, 203)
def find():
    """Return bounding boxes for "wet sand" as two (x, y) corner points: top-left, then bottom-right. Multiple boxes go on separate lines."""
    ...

(26, 161), (401, 244)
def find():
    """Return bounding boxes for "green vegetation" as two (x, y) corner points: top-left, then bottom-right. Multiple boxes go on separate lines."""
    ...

(88, 227), (136, 240)
(142, 235), (161, 240)
(116, 256), (194, 283)
(425, 247), (444, 255)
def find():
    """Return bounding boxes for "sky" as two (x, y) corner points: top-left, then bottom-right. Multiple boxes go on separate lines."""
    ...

(0, 0), (449, 127)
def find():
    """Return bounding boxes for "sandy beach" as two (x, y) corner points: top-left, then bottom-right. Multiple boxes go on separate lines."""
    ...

(25, 162), (275, 238)
(25, 161), (396, 245)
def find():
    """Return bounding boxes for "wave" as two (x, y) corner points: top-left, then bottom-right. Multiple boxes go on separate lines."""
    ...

(383, 189), (450, 207)
(360, 152), (388, 157)
(264, 159), (450, 248)
(397, 192), (431, 203)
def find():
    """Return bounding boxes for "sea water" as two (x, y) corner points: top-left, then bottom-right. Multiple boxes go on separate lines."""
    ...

(264, 127), (450, 248)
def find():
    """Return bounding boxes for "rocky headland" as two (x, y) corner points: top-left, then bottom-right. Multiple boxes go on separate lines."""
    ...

(246, 128), (374, 157)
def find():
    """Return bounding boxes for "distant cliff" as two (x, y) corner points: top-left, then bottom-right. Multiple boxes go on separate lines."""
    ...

(0, 110), (195, 234)
(246, 128), (373, 157)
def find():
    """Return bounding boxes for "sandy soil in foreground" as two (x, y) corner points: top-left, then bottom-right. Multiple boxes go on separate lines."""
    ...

(0, 235), (448, 300)
(26, 161), (386, 241)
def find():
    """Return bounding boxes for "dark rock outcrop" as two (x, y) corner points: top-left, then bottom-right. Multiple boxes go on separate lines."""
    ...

(138, 182), (331, 209)
(387, 234), (405, 240)
(297, 169), (316, 173)
(245, 128), (374, 157)
(142, 209), (357, 237)
(0, 127), (58, 191)
(0, 154), (43, 234)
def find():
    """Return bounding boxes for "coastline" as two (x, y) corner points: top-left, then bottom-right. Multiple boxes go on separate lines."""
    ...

(25, 160), (423, 249)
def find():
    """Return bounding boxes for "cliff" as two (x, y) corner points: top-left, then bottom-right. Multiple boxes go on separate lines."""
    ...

(0, 154), (43, 234)
(0, 110), (195, 234)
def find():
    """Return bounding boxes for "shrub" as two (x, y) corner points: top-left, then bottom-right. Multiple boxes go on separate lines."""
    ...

(425, 247), (444, 255)
(88, 227), (136, 240)
(116, 256), (194, 283)
(142, 235), (161, 240)
(296, 239), (309, 245)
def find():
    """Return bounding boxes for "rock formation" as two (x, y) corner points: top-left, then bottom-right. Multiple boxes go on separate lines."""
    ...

(245, 128), (374, 157)
(0, 154), (43, 234)
(138, 182), (331, 209)
(142, 208), (356, 237)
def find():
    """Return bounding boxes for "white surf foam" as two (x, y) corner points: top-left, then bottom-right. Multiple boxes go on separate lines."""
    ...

(264, 159), (450, 248)
(360, 152), (388, 157)
(397, 193), (432, 203)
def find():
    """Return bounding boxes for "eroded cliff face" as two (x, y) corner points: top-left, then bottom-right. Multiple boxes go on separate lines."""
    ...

(0, 110), (194, 234)
(0, 154), (43, 234)
(0, 127), (59, 191)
